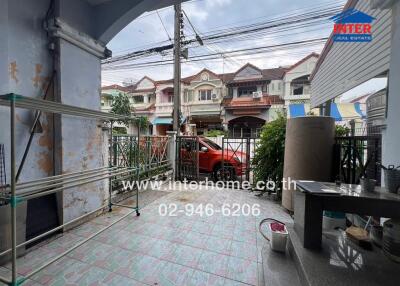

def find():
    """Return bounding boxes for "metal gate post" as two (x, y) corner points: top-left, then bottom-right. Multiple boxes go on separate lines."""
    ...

(108, 121), (113, 212)
(196, 137), (200, 181)
(166, 131), (177, 180)
(10, 96), (17, 285)
(222, 137), (225, 181)
(245, 138), (251, 182)
(136, 123), (140, 216)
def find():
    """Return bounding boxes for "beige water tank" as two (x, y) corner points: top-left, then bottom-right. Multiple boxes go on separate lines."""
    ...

(282, 116), (335, 211)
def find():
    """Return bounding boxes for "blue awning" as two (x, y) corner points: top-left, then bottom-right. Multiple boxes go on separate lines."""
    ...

(288, 104), (307, 117)
(288, 103), (366, 121)
(151, 117), (187, 125)
(152, 117), (172, 125)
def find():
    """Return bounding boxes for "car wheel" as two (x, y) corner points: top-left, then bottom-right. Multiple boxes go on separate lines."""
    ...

(213, 164), (236, 182)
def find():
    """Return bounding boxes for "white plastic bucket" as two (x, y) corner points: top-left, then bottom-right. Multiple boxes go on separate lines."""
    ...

(269, 223), (288, 252)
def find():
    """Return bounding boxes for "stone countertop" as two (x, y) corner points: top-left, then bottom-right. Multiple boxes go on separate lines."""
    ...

(296, 181), (400, 202)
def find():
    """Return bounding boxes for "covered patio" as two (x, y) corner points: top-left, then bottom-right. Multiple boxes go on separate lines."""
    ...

(0, 187), (292, 286)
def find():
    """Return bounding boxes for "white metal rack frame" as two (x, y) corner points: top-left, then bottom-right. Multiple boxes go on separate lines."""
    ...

(0, 93), (143, 286)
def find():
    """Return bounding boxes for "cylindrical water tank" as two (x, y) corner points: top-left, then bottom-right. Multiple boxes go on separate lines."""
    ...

(366, 88), (386, 133)
(282, 116), (335, 211)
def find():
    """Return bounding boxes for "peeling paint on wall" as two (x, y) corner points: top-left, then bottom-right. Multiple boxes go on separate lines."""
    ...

(9, 61), (18, 84)
(38, 116), (52, 150)
(32, 63), (50, 91)
(37, 151), (52, 174)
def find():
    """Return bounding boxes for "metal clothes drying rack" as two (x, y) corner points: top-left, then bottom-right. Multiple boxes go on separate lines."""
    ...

(0, 93), (141, 285)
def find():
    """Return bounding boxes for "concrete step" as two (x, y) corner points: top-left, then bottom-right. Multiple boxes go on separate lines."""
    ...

(287, 226), (400, 286)
(261, 242), (302, 286)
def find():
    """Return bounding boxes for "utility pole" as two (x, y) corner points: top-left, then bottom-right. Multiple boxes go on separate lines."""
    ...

(173, 2), (182, 132)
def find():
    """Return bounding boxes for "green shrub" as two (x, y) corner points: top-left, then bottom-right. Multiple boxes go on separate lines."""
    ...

(252, 113), (286, 197)
(113, 127), (127, 135)
(204, 130), (227, 137)
(335, 125), (350, 137)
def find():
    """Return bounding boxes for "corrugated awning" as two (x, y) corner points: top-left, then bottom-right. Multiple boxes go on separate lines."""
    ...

(288, 103), (365, 121)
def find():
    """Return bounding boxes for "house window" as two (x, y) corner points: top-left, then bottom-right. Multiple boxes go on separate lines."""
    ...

(293, 85), (303, 95)
(134, 96), (144, 103)
(184, 90), (194, 102)
(198, 90), (212, 101)
(238, 86), (257, 97)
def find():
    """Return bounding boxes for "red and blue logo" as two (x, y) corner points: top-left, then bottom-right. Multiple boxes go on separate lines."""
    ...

(331, 9), (375, 42)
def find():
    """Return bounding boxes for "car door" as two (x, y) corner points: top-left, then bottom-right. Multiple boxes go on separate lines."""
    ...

(198, 142), (210, 172)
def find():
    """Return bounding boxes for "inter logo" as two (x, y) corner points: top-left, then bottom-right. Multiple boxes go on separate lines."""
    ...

(331, 8), (375, 42)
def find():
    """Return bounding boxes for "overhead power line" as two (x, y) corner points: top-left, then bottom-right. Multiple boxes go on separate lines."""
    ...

(156, 10), (172, 43)
(103, 37), (327, 71)
(102, 3), (341, 66)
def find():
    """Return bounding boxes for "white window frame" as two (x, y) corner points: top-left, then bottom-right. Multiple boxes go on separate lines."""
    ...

(198, 89), (212, 101)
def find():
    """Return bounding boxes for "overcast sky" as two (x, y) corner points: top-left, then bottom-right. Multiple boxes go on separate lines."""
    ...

(102, 0), (387, 99)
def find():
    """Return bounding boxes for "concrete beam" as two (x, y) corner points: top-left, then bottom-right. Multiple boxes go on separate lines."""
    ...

(94, 0), (182, 44)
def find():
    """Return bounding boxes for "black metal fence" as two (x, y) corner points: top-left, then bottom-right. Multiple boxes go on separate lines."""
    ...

(221, 137), (258, 186)
(112, 135), (170, 171)
(333, 135), (381, 185)
(0, 144), (6, 195)
(176, 136), (199, 181)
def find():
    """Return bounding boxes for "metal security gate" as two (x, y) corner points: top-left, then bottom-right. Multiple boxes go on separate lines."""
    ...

(221, 137), (258, 186)
(176, 136), (199, 181)
(0, 144), (5, 195)
(333, 135), (382, 185)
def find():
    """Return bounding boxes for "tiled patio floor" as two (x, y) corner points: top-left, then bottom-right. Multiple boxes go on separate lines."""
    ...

(0, 188), (292, 286)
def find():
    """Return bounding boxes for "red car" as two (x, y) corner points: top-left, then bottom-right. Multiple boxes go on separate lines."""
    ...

(197, 137), (247, 180)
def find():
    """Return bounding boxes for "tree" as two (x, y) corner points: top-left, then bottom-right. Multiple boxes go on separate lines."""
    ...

(110, 93), (131, 125)
(134, 116), (149, 132)
(252, 112), (287, 198)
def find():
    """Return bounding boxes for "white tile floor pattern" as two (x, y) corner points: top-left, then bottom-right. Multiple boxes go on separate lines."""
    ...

(0, 188), (292, 286)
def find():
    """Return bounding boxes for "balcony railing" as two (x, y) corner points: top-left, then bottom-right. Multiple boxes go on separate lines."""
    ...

(284, 94), (311, 101)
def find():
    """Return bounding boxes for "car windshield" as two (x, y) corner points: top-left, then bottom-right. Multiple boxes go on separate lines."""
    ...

(202, 138), (222, 150)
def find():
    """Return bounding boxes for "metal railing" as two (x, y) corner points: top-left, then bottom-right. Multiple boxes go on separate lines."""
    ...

(333, 135), (382, 185)
(112, 135), (170, 170)
(111, 135), (172, 191)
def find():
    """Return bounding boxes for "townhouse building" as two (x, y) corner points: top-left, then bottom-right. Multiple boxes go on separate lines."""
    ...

(221, 64), (286, 137)
(101, 53), (319, 137)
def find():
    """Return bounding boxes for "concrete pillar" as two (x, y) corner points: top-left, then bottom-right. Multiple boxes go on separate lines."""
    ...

(383, 1), (400, 172)
(233, 87), (238, 98)
(166, 131), (177, 179)
(144, 94), (149, 104)
(53, 26), (107, 224)
(284, 81), (291, 97)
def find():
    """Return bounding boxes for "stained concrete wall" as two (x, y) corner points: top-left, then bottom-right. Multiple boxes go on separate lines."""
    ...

(0, 0), (55, 184)
(57, 39), (106, 223)
(0, 0), (182, 227)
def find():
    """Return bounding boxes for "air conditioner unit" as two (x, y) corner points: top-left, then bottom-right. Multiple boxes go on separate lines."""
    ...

(252, 91), (262, 99)
(212, 93), (218, 100)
